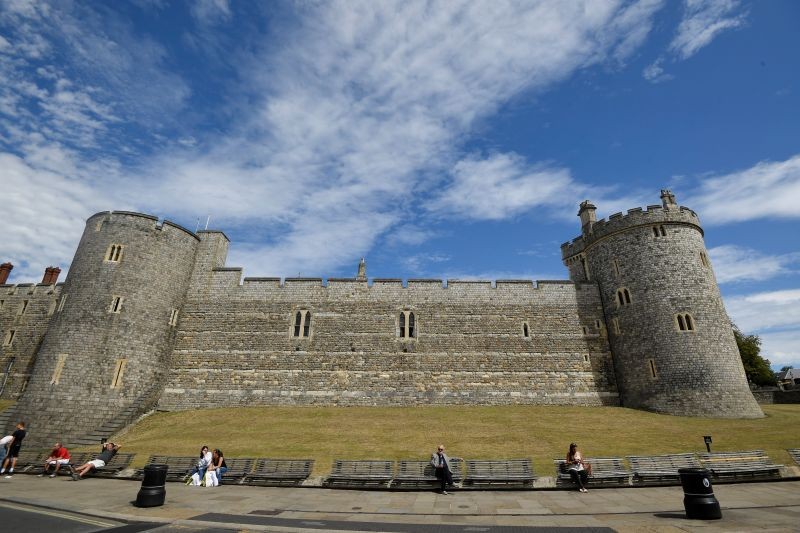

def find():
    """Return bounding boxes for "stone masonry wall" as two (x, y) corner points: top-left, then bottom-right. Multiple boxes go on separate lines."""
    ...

(12, 212), (199, 445)
(0, 283), (62, 401)
(158, 256), (620, 409)
(563, 200), (763, 418)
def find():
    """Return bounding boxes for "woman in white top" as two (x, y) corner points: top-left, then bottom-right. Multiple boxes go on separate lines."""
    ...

(186, 445), (213, 485)
(566, 442), (591, 493)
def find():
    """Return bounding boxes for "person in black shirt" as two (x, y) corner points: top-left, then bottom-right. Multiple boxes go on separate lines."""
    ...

(72, 442), (121, 479)
(206, 448), (227, 486)
(1, 421), (26, 478)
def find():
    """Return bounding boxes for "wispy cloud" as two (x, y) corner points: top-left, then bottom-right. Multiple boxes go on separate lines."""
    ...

(687, 154), (800, 224)
(3, 1), (670, 281)
(726, 289), (800, 332)
(709, 245), (800, 284)
(644, 0), (746, 82)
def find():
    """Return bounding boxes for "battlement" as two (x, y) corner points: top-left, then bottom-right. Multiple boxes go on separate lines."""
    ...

(1, 282), (63, 295)
(88, 211), (200, 241)
(204, 266), (593, 299)
(561, 203), (701, 259)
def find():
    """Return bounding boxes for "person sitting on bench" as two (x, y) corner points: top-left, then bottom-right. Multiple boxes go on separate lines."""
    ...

(41, 442), (71, 478)
(72, 442), (121, 479)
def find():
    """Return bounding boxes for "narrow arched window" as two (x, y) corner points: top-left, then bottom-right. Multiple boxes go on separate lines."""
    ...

(303, 312), (312, 337)
(105, 244), (124, 262)
(617, 288), (632, 307)
(523, 322), (529, 338)
(398, 310), (416, 339)
(675, 313), (696, 332)
(293, 311), (302, 337)
(623, 288), (631, 304)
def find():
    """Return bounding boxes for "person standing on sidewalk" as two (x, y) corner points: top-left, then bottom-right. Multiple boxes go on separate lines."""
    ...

(431, 444), (454, 494)
(0, 421), (26, 478)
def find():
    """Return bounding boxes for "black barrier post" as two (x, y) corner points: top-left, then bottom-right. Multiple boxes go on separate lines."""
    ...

(136, 464), (168, 508)
(678, 468), (722, 520)
(703, 435), (712, 453)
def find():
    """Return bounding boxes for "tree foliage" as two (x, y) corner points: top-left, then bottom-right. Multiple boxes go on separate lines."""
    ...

(733, 326), (776, 387)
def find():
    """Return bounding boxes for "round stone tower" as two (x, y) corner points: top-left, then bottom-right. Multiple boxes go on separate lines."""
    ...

(561, 190), (763, 418)
(13, 211), (200, 445)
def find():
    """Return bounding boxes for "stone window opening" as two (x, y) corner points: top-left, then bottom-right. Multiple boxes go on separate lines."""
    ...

(105, 244), (124, 263)
(51, 354), (67, 385)
(584, 354), (590, 363)
(0, 300), (4, 309)
(3, 329), (15, 347)
(676, 313), (695, 332)
(648, 359), (658, 379)
(109, 295), (124, 314)
(110, 358), (127, 389)
(48, 300), (57, 316)
(612, 317), (621, 335)
(18, 300), (29, 315)
(700, 251), (710, 268)
(616, 288), (631, 307)
(292, 310), (311, 338)
(522, 322), (530, 338)
(612, 259), (620, 279)
(169, 308), (179, 327)
(57, 294), (67, 312)
(653, 225), (667, 237)
(581, 325), (588, 335)
(580, 256), (590, 280)
(399, 310), (416, 339)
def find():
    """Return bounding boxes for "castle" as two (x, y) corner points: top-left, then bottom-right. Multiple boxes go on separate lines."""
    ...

(0, 190), (763, 446)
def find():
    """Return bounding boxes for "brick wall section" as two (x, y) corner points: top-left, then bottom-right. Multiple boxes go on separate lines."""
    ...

(11, 212), (199, 445)
(562, 200), (763, 418)
(158, 251), (619, 408)
(0, 283), (62, 401)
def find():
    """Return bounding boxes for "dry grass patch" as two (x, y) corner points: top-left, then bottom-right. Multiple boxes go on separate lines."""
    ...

(112, 404), (800, 475)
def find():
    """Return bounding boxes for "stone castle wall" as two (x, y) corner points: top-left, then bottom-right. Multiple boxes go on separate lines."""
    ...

(158, 264), (619, 409)
(7, 212), (200, 444)
(1, 191), (765, 444)
(561, 194), (763, 418)
(0, 282), (62, 399)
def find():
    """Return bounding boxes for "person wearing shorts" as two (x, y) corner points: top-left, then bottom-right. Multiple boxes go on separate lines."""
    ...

(1, 421), (26, 478)
(72, 442), (121, 479)
(41, 442), (71, 478)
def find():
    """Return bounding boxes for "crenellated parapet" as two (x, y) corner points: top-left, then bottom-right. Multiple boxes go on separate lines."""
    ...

(561, 203), (701, 260)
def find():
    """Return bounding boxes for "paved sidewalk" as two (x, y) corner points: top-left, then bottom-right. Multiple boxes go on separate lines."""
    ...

(0, 475), (798, 531)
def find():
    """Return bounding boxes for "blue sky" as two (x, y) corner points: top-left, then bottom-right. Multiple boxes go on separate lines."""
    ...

(2, 0), (799, 368)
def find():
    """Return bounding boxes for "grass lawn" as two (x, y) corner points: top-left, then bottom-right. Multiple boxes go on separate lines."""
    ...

(110, 404), (800, 475)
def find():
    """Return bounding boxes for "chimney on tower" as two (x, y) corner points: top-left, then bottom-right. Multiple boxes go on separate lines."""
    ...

(0, 262), (13, 284)
(660, 189), (677, 209)
(42, 266), (62, 285)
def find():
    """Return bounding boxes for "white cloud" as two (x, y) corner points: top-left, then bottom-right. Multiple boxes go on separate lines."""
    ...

(190, 0), (232, 25)
(726, 289), (800, 332)
(669, 0), (746, 60)
(687, 154), (800, 224)
(709, 245), (799, 284)
(643, 0), (746, 82)
(759, 330), (800, 368)
(430, 153), (576, 220)
(726, 288), (800, 368)
(4, 1), (672, 280)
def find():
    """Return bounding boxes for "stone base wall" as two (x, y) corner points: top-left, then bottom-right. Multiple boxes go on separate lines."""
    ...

(752, 389), (800, 404)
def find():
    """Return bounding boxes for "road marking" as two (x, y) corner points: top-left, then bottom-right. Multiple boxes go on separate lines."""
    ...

(0, 501), (119, 528)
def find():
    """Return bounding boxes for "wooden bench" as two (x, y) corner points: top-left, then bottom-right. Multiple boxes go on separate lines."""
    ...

(788, 449), (800, 466)
(217, 457), (256, 484)
(323, 460), (395, 488)
(699, 450), (782, 481)
(243, 458), (314, 486)
(91, 453), (135, 478)
(13, 450), (52, 473)
(627, 453), (700, 485)
(134, 455), (198, 482)
(392, 458), (464, 489)
(555, 457), (630, 487)
(22, 451), (92, 476)
(463, 459), (535, 488)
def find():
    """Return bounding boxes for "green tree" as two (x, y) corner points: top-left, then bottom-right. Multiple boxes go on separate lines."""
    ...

(733, 326), (776, 387)
(780, 365), (793, 372)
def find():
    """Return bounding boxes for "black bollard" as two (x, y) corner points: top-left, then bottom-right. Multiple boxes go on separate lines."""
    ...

(136, 464), (169, 507)
(678, 467), (722, 520)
